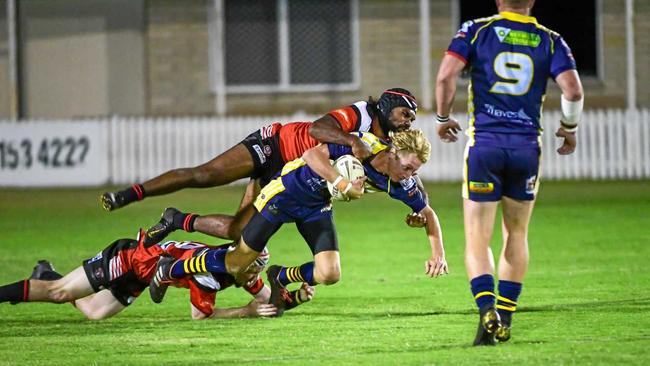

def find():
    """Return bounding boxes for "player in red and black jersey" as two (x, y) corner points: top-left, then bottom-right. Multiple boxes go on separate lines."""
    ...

(101, 88), (423, 242)
(0, 230), (313, 320)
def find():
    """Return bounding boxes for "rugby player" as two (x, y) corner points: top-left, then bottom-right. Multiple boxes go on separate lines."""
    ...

(148, 129), (449, 316)
(0, 231), (313, 320)
(434, 0), (584, 345)
(101, 89), (423, 241)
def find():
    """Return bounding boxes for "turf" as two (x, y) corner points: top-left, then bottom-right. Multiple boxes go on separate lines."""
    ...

(0, 180), (649, 365)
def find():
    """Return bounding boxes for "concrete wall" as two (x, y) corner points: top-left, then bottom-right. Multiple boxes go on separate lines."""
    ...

(3, 0), (145, 119)
(0, 0), (647, 119)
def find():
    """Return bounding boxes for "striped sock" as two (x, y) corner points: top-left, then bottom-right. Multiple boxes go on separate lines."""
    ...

(118, 184), (145, 204)
(497, 280), (522, 325)
(278, 262), (316, 286)
(170, 248), (227, 278)
(470, 274), (496, 310)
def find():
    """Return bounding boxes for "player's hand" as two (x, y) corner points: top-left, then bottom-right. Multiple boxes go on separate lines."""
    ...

(297, 283), (315, 303)
(437, 119), (462, 143)
(247, 299), (278, 317)
(555, 127), (577, 155)
(351, 136), (372, 161)
(405, 212), (427, 228)
(345, 176), (367, 200)
(424, 256), (449, 278)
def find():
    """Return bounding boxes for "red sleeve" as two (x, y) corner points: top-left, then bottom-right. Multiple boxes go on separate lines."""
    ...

(244, 278), (264, 295)
(189, 280), (216, 316)
(328, 106), (359, 132)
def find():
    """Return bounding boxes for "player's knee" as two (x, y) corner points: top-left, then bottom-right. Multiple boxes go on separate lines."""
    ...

(315, 267), (340, 285)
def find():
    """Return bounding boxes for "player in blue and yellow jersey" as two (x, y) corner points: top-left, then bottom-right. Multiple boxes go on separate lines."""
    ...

(148, 130), (449, 316)
(434, 0), (584, 346)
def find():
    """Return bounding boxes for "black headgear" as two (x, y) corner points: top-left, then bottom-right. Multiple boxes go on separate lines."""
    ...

(376, 88), (418, 135)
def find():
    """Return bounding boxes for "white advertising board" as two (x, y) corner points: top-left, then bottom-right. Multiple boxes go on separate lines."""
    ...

(0, 121), (109, 186)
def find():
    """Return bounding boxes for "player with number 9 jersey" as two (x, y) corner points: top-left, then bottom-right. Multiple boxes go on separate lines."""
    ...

(446, 11), (576, 147)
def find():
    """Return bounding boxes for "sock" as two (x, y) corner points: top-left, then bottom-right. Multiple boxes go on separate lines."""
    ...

(172, 211), (198, 232)
(0, 280), (29, 304)
(470, 274), (496, 310)
(118, 184), (145, 205)
(497, 280), (522, 326)
(170, 248), (227, 278)
(278, 262), (316, 286)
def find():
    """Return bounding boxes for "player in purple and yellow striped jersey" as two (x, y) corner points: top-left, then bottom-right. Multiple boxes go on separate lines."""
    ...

(149, 130), (449, 316)
(434, 0), (584, 345)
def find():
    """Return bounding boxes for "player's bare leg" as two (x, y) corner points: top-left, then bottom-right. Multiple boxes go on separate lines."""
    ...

(144, 179), (259, 246)
(494, 196), (535, 342)
(73, 290), (126, 320)
(102, 143), (255, 211)
(463, 199), (501, 345)
(4, 267), (95, 304)
(312, 251), (341, 285)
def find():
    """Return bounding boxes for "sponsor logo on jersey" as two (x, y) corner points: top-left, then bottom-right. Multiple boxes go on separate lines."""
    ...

(400, 177), (416, 190)
(525, 175), (537, 194)
(253, 144), (266, 164)
(88, 252), (103, 264)
(494, 27), (541, 47)
(263, 145), (272, 155)
(469, 181), (494, 193)
(320, 203), (333, 213)
(484, 104), (532, 122)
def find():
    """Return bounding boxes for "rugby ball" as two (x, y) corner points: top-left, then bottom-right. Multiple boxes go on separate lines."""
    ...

(327, 155), (365, 201)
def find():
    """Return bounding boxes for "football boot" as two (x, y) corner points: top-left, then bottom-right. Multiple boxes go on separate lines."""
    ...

(472, 306), (501, 346)
(149, 256), (175, 303)
(144, 207), (180, 247)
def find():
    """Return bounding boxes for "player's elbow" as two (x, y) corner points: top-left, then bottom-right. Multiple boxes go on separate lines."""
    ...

(562, 89), (583, 102)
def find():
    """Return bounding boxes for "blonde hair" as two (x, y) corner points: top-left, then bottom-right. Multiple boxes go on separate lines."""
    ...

(389, 129), (431, 164)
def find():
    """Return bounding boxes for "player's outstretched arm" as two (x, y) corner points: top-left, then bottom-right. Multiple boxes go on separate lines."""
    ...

(309, 114), (372, 160)
(419, 205), (449, 278)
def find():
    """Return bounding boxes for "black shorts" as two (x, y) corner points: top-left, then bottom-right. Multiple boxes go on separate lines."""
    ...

(242, 212), (338, 255)
(82, 239), (148, 306)
(240, 123), (285, 186)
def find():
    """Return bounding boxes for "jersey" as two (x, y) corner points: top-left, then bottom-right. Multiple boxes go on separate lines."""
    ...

(277, 101), (376, 162)
(254, 131), (427, 223)
(447, 11), (576, 147)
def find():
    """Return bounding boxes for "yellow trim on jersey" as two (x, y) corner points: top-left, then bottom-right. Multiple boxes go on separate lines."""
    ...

(499, 11), (538, 25)
(466, 79), (476, 146)
(497, 296), (517, 305)
(254, 178), (286, 212)
(462, 142), (471, 199)
(358, 132), (389, 155)
(471, 18), (501, 44)
(474, 291), (495, 300)
(280, 158), (307, 176)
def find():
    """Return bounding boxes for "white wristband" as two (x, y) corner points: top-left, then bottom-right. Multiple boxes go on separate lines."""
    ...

(331, 175), (344, 187)
(560, 94), (583, 130)
(342, 182), (353, 194)
(436, 114), (450, 125)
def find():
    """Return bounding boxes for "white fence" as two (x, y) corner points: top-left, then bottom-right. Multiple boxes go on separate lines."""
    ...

(1, 109), (649, 187)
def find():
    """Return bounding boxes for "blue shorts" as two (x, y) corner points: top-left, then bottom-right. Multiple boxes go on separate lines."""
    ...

(259, 193), (333, 224)
(463, 143), (540, 201)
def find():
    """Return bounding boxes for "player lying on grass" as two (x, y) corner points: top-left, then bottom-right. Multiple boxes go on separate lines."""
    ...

(101, 88), (426, 241)
(148, 129), (448, 316)
(0, 231), (313, 320)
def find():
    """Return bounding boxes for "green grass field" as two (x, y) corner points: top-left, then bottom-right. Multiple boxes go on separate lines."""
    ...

(1, 180), (649, 365)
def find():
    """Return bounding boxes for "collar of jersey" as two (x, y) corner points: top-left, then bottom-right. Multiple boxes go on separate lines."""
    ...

(499, 11), (538, 24)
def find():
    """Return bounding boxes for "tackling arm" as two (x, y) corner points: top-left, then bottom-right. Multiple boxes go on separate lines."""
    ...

(309, 115), (372, 160)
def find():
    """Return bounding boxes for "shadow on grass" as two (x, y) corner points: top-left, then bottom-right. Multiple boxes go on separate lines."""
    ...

(307, 297), (650, 318)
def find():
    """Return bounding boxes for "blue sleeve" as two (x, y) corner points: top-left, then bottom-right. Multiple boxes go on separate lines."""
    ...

(388, 177), (427, 213)
(550, 34), (577, 79)
(446, 20), (476, 63)
(327, 143), (353, 160)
